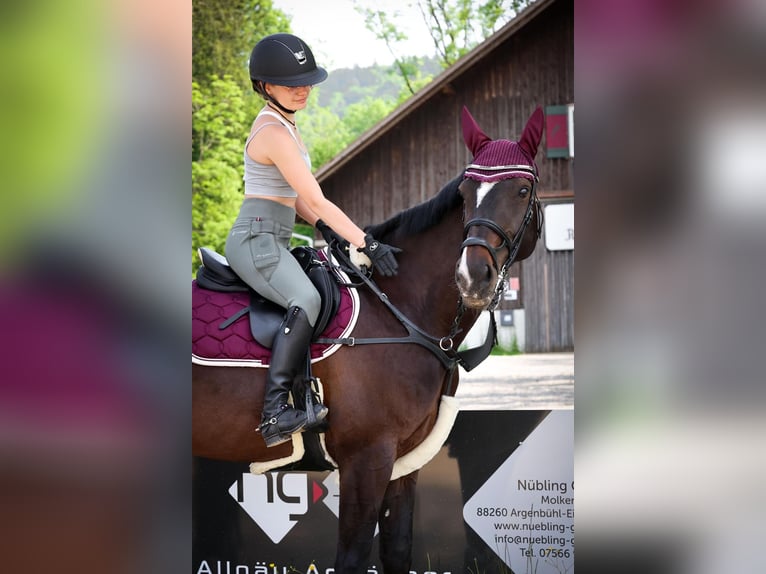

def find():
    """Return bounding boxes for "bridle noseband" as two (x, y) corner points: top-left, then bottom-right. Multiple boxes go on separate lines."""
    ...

(460, 165), (543, 310)
(462, 218), (515, 275)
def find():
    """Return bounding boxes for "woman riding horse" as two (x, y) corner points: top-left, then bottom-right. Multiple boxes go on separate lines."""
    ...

(195, 95), (546, 572)
(225, 33), (401, 447)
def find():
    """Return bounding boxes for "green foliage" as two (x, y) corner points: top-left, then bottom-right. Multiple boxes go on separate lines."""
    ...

(418, 0), (475, 66)
(491, 336), (521, 356)
(192, 76), (253, 163)
(354, 0), (532, 87)
(298, 90), (352, 169)
(482, 1), (534, 36)
(300, 89), (397, 170)
(355, 5), (419, 94)
(343, 96), (397, 137)
(390, 56), (436, 104)
(192, 0), (291, 91)
(415, 0), (532, 66)
(317, 59), (440, 113)
(510, 334), (521, 355)
(192, 76), (256, 273)
(192, 158), (242, 269)
(290, 223), (315, 248)
(192, 0), (292, 272)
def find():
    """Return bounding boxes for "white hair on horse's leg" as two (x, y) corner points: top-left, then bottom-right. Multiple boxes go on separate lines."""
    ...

(390, 396), (460, 480)
(476, 181), (496, 208)
(350, 249), (372, 270)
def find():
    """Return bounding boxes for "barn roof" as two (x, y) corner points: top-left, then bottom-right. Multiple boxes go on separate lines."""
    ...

(315, 0), (556, 183)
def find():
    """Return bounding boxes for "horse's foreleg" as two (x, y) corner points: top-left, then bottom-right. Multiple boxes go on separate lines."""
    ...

(379, 471), (419, 574)
(334, 445), (395, 574)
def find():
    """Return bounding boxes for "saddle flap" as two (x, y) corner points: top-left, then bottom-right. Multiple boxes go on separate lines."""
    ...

(249, 293), (285, 349)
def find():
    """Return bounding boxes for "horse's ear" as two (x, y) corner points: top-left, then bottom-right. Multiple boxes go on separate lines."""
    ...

(461, 105), (491, 156)
(518, 106), (544, 159)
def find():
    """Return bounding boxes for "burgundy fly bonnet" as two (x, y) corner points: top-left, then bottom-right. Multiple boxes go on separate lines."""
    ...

(461, 106), (544, 183)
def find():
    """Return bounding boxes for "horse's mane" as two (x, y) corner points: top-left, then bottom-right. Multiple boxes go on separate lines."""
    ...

(365, 172), (465, 241)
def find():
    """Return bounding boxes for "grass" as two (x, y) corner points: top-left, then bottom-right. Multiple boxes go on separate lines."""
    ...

(491, 335), (521, 356)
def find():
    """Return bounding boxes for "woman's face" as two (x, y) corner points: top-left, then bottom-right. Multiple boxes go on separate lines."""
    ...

(266, 83), (313, 111)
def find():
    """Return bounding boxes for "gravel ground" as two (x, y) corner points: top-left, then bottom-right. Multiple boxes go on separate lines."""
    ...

(454, 352), (574, 410)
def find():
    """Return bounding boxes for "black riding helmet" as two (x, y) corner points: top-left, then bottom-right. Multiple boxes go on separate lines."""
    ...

(249, 33), (328, 88)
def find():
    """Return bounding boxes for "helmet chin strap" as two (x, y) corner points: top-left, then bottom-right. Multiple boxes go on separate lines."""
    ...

(257, 80), (298, 114)
(267, 94), (296, 114)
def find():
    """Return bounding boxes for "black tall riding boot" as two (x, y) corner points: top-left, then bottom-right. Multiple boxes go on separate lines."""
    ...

(259, 306), (328, 447)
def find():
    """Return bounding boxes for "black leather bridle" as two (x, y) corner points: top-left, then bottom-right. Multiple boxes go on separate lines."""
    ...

(317, 166), (545, 389)
(460, 164), (543, 310)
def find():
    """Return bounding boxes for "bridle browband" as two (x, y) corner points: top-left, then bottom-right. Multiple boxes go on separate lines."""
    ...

(460, 165), (543, 311)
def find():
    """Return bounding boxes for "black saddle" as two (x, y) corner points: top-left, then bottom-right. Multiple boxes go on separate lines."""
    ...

(195, 246), (341, 348)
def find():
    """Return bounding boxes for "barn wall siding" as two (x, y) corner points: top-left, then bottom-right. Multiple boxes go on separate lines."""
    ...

(317, 0), (573, 351)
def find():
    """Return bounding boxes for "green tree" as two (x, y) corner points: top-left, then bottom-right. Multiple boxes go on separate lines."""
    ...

(192, 77), (255, 271)
(298, 90), (352, 169)
(343, 96), (397, 137)
(192, 0), (291, 90)
(416, 0), (533, 66)
(192, 0), (291, 272)
(299, 90), (398, 169)
(356, 7), (419, 95)
(355, 0), (531, 93)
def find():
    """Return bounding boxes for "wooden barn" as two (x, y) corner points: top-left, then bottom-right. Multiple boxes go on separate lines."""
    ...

(314, 0), (573, 352)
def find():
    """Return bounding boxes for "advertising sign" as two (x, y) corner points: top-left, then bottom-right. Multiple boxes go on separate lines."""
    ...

(462, 411), (573, 573)
(544, 203), (574, 251)
(193, 410), (573, 574)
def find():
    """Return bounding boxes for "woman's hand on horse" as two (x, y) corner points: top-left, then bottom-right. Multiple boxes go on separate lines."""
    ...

(359, 233), (403, 276)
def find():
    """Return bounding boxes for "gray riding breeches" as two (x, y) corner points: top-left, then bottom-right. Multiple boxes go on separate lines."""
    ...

(224, 197), (321, 327)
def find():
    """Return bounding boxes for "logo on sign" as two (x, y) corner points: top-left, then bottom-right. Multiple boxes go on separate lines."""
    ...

(228, 471), (341, 543)
(228, 472), (331, 543)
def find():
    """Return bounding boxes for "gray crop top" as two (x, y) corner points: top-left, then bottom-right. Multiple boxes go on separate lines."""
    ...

(243, 109), (311, 198)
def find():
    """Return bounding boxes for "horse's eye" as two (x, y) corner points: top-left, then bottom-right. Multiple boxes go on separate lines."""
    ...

(519, 187), (530, 197)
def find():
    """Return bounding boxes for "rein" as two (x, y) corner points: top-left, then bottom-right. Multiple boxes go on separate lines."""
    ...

(317, 245), (482, 374)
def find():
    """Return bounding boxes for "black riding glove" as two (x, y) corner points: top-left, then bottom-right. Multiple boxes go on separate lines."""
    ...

(315, 219), (348, 250)
(358, 233), (402, 276)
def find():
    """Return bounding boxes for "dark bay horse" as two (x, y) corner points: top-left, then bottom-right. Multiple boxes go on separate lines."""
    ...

(193, 105), (545, 573)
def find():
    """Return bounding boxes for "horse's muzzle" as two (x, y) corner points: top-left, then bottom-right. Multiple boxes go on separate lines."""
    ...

(455, 252), (497, 309)
(460, 294), (493, 309)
